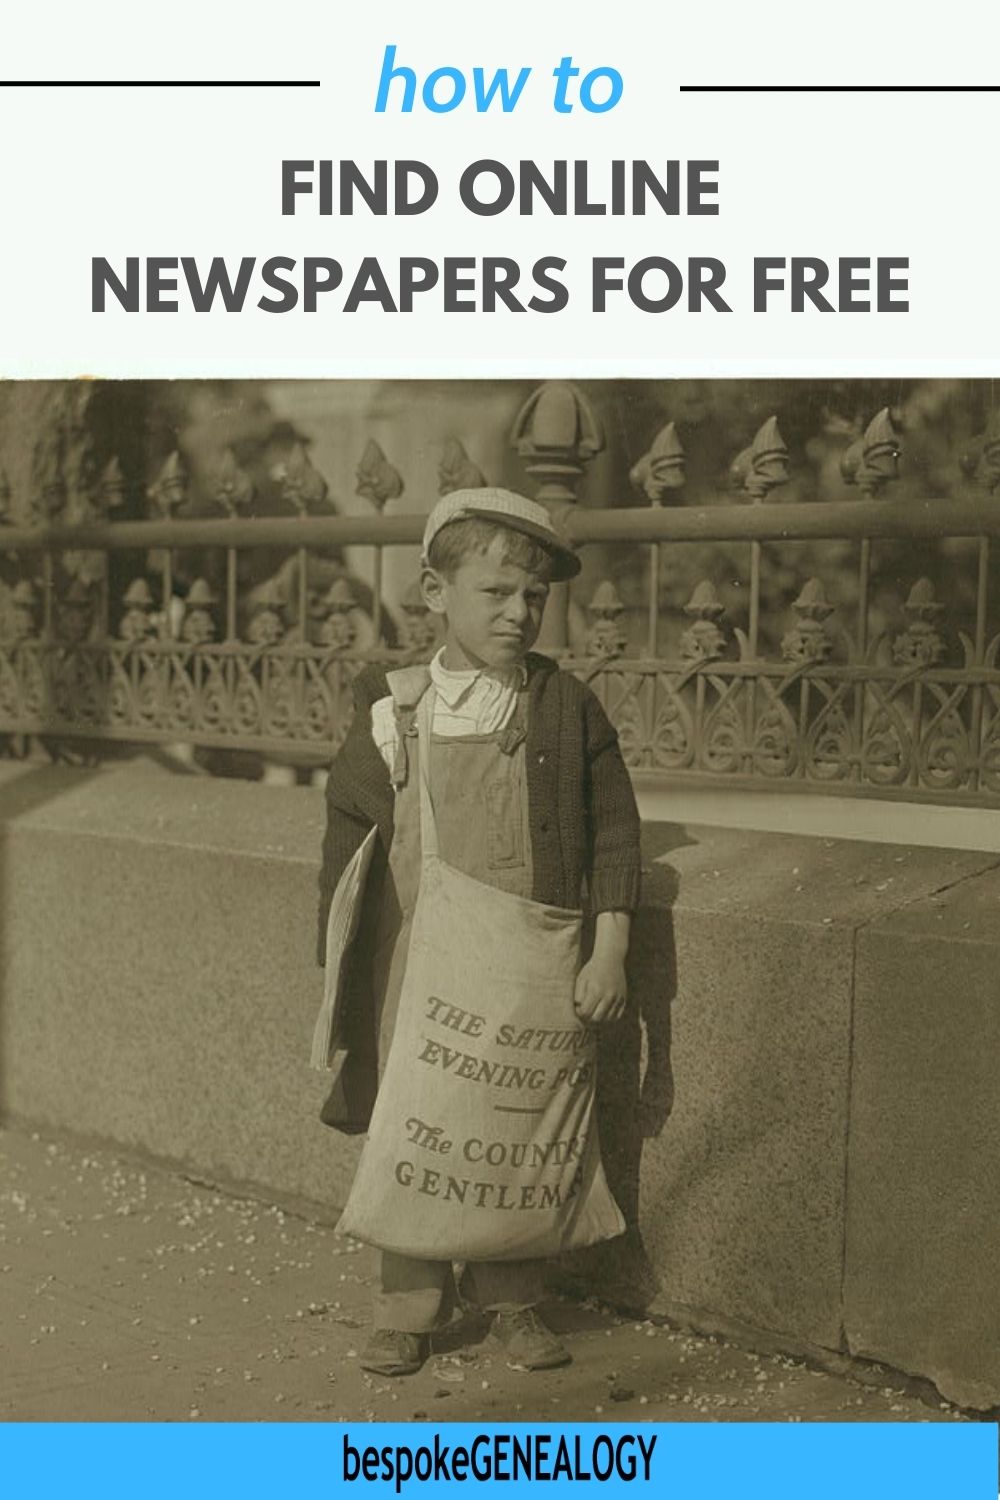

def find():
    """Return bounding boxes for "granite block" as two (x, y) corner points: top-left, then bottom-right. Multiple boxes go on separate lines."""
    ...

(0, 764), (360, 1209)
(847, 861), (1000, 1408)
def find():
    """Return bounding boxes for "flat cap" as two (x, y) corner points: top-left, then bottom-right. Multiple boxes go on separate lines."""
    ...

(422, 487), (581, 583)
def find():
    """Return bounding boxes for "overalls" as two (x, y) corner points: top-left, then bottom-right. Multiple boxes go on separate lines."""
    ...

(370, 684), (545, 1333)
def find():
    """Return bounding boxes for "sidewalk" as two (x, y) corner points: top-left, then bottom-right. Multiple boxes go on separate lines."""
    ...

(0, 1125), (968, 1424)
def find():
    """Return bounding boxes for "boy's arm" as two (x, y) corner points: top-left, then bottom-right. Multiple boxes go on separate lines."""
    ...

(317, 667), (392, 965)
(575, 910), (632, 1024)
(582, 687), (642, 916)
(574, 687), (641, 1024)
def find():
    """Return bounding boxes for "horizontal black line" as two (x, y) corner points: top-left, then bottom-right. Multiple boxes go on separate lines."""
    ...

(0, 79), (320, 88)
(681, 84), (1000, 92)
(493, 1106), (546, 1116)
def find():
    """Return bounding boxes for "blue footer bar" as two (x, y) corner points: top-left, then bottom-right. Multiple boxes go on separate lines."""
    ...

(1, 1422), (996, 1500)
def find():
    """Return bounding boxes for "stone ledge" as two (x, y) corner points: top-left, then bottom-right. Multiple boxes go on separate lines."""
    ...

(0, 761), (321, 862)
(846, 863), (1000, 1410)
(0, 762), (358, 1209)
(1, 763), (998, 1404)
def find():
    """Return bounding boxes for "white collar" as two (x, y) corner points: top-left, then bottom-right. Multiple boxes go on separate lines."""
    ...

(429, 646), (527, 707)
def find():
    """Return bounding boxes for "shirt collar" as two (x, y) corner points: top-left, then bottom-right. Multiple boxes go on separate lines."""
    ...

(429, 646), (527, 707)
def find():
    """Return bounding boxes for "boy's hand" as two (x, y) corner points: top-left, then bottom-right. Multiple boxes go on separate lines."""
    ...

(574, 952), (628, 1026)
(574, 910), (632, 1025)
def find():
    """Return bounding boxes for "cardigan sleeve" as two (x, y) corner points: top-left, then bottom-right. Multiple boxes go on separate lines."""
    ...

(582, 685), (642, 915)
(316, 665), (393, 965)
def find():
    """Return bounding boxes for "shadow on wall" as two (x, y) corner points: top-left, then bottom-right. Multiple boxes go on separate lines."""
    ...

(552, 823), (693, 1311)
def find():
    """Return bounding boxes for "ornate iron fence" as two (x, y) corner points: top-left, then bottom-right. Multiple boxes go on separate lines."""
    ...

(2, 381), (1000, 805)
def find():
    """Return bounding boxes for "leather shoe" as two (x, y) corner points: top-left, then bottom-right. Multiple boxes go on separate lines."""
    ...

(491, 1308), (571, 1371)
(359, 1328), (428, 1377)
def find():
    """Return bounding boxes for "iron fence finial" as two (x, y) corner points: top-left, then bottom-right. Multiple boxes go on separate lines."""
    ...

(630, 422), (686, 504)
(273, 443), (329, 515)
(841, 408), (901, 499)
(439, 439), (486, 495)
(212, 448), (254, 517)
(356, 440), (404, 510)
(148, 451), (188, 517)
(730, 416), (790, 503)
(960, 411), (1000, 494)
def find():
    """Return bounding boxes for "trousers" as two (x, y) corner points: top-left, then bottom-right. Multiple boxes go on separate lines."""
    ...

(374, 1254), (544, 1333)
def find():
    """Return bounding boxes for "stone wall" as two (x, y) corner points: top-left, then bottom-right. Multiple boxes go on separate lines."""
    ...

(1, 762), (997, 1407)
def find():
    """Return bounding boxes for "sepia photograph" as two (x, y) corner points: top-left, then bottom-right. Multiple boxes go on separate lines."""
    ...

(0, 375), (997, 1423)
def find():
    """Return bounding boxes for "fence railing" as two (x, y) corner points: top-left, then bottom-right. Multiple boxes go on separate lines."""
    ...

(2, 381), (1000, 804)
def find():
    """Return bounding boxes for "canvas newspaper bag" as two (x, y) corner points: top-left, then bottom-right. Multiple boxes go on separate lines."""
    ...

(336, 688), (624, 1259)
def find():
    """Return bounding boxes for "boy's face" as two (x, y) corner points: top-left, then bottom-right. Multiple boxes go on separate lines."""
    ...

(422, 533), (550, 671)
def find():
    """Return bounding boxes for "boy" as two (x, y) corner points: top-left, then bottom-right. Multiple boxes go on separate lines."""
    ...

(317, 487), (641, 1376)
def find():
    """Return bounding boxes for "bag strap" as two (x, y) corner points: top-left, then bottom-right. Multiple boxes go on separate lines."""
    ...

(498, 692), (528, 755)
(415, 687), (441, 861)
(385, 665), (432, 790)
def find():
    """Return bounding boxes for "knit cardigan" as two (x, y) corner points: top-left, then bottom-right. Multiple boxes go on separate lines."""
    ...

(315, 651), (642, 1131)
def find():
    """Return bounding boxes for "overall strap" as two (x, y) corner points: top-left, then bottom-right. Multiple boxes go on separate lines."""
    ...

(385, 665), (432, 791)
